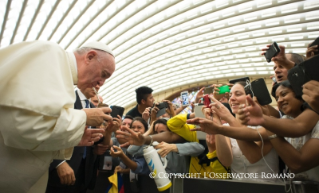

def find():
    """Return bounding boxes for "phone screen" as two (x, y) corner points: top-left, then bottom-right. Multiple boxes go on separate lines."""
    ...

(181, 92), (189, 105)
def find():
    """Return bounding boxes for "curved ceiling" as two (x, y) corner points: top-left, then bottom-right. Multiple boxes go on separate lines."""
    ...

(0, 0), (318, 108)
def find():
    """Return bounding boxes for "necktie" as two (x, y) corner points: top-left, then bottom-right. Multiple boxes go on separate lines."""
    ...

(83, 99), (89, 159)
(85, 99), (90, 108)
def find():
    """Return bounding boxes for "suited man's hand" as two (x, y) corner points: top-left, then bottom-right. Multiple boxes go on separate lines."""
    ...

(94, 144), (110, 155)
(56, 162), (76, 185)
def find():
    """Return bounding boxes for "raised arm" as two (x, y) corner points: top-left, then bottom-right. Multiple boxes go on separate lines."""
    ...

(116, 127), (185, 147)
(269, 130), (319, 173)
(175, 142), (205, 157)
(239, 95), (319, 137)
(110, 145), (138, 171)
(261, 44), (295, 70)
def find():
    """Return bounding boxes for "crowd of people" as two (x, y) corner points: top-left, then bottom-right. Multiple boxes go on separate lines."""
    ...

(0, 37), (318, 193)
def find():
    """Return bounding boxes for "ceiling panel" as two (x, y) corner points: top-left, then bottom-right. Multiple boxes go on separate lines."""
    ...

(0, 0), (318, 108)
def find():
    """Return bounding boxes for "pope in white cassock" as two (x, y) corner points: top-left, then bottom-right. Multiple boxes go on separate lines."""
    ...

(0, 41), (115, 192)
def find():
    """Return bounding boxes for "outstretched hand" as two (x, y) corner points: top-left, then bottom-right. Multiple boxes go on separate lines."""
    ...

(115, 126), (146, 147)
(110, 145), (124, 158)
(78, 127), (104, 146)
(261, 44), (294, 69)
(196, 87), (205, 103)
(237, 95), (264, 126)
(209, 96), (232, 122)
(187, 117), (221, 135)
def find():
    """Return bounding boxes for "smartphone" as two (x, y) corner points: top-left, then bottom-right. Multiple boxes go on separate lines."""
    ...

(194, 105), (207, 140)
(181, 91), (189, 106)
(309, 36), (319, 55)
(204, 87), (214, 94)
(155, 102), (169, 117)
(288, 55), (319, 97)
(264, 42), (280, 63)
(110, 105), (125, 118)
(203, 95), (211, 108)
(218, 85), (230, 94)
(156, 102), (168, 109)
(229, 77), (250, 84)
(250, 78), (272, 105)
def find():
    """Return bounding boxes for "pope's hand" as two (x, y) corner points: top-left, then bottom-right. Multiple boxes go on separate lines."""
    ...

(56, 162), (76, 185)
(82, 107), (112, 126)
(78, 127), (104, 146)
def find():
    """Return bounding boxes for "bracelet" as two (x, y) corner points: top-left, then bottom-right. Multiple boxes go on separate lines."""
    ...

(148, 135), (153, 146)
(268, 134), (277, 140)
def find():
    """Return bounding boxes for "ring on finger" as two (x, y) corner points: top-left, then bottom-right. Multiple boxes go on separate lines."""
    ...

(102, 120), (107, 126)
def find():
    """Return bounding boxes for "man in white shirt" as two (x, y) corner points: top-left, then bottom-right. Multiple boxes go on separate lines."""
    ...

(0, 41), (115, 192)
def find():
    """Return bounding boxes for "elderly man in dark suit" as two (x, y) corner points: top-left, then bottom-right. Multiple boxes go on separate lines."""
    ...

(46, 85), (106, 193)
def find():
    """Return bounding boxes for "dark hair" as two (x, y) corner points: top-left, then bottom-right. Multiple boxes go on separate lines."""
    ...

(136, 86), (153, 104)
(222, 103), (235, 117)
(234, 81), (252, 96)
(271, 80), (302, 100)
(152, 119), (169, 133)
(234, 81), (246, 88)
(130, 117), (149, 132)
(286, 53), (305, 65)
(123, 115), (133, 121)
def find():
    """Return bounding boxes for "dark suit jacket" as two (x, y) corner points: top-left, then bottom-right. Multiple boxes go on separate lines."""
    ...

(46, 90), (100, 192)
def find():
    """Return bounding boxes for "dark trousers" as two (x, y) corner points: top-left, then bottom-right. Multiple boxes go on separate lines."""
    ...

(46, 159), (87, 193)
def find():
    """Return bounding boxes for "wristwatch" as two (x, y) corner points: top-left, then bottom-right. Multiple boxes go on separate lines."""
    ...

(268, 134), (277, 140)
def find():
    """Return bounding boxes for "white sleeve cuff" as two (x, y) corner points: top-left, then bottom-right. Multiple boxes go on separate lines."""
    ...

(56, 160), (66, 168)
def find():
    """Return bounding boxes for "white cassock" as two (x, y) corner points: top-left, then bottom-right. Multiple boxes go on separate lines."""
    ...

(0, 41), (87, 192)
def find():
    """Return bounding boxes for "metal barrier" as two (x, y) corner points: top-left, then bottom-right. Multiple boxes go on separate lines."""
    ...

(170, 178), (286, 193)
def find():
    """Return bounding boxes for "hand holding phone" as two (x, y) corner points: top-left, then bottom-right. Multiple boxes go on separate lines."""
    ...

(203, 95), (211, 108)
(110, 106), (125, 118)
(264, 42), (281, 63)
(204, 87), (214, 94)
(218, 85), (230, 94)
